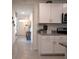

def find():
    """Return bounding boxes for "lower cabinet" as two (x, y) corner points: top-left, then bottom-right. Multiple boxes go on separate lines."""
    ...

(38, 35), (67, 55)
(38, 35), (54, 54)
(54, 36), (66, 54)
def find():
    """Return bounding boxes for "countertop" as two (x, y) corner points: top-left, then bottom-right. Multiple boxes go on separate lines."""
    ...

(38, 31), (67, 36)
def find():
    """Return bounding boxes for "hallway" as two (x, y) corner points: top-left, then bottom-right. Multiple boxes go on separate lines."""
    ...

(12, 36), (65, 59)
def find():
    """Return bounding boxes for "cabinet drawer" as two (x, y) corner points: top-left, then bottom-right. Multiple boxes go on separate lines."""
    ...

(54, 36), (67, 42)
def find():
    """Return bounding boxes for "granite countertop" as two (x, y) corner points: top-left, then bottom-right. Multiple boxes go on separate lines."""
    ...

(38, 31), (67, 36)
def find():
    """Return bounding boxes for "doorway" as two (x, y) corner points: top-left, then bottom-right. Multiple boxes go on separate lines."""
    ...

(15, 12), (33, 43)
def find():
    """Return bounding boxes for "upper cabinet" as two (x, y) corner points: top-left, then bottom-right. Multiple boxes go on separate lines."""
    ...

(63, 3), (67, 13)
(51, 4), (63, 23)
(39, 3), (51, 23)
(39, 3), (67, 23)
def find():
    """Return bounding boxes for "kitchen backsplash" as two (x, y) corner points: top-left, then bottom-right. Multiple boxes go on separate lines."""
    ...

(38, 23), (67, 33)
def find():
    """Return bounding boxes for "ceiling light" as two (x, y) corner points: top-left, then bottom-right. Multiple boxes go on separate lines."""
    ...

(19, 20), (26, 22)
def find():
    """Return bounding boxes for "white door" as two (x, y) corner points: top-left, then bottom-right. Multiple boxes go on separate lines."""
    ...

(51, 4), (63, 23)
(39, 3), (51, 23)
(17, 20), (26, 36)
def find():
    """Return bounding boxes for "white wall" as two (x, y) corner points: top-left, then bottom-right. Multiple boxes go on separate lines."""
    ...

(32, 0), (39, 50)
(12, 13), (17, 44)
(12, 24), (15, 44)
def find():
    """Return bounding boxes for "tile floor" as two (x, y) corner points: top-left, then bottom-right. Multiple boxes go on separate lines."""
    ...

(12, 36), (65, 59)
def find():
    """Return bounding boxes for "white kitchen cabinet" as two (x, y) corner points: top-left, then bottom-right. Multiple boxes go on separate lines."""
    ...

(39, 3), (64, 23)
(63, 3), (67, 13)
(38, 35), (54, 54)
(54, 36), (67, 54)
(51, 4), (63, 23)
(39, 3), (51, 23)
(38, 35), (67, 55)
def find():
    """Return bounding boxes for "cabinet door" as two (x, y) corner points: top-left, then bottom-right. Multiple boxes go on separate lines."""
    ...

(63, 3), (67, 13)
(51, 4), (63, 23)
(54, 36), (67, 54)
(39, 3), (51, 23)
(39, 36), (53, 54)
(50, 36), (55, 53)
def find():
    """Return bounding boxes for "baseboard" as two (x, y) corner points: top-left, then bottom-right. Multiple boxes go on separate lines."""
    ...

(40, 53), (65, 56)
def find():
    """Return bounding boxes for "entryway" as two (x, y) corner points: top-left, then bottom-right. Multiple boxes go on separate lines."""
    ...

(15, 11), (33, 43)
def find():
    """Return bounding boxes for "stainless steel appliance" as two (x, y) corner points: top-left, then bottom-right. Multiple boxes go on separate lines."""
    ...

(57, 13), (67, 34)
(57, 26), (67, 34)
